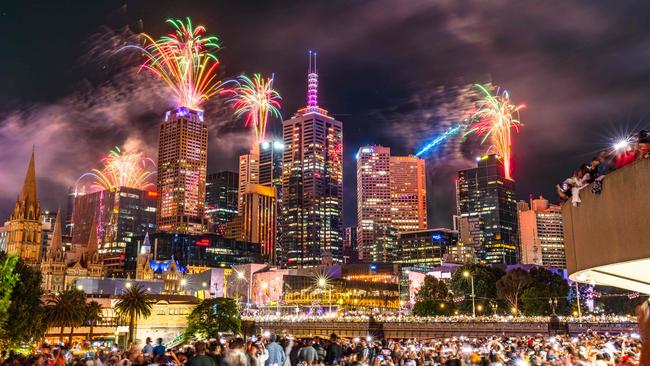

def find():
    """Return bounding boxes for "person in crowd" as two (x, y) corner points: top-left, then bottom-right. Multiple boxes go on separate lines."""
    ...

(324, 335), (342, 365)
(296, 339), (317, 365)
(225, 339), (248, 366)
(264, 334), (285, 366)
(188, 342), (215, 366)
(153, 340), (166, 359)
(143, 339), (154, 358)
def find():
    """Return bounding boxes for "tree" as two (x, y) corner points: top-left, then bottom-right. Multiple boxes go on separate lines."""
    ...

(0, 256), (46, 349)
(595, 286), (646, 315)
(413, 276), (454, 316)
(185, 298), (241, 340)
(520, 268), (570, 315)
(0, 254), (19, 323)
(450, 264), (505, 314)
(45, 289), (87, 344)
(114, 285), (154, 345)
(85, 301), (103, 344)
(496, 269), (531, 315)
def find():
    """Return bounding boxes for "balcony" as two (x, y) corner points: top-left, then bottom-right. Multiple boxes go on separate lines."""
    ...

(563, 158), (650, 293)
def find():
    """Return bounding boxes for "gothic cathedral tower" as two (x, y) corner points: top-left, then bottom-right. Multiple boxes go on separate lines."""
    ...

(6, 149), (42, 264)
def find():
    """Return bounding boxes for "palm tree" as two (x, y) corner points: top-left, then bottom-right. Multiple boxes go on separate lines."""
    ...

(114, 284), (154, 345)
(85, 301), (103, 345)
(45, 289), (86, 345)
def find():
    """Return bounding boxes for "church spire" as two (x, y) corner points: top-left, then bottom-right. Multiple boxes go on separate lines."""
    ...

(20, 147), (38, 205)
(50, 208), (63, 252)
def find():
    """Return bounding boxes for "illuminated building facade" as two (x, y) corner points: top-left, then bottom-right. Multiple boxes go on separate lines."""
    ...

(356, 145), (391, 262)
(395, 228), (458, 269)
(342, 226), (358, 263)
(205, 171), (239, 227)
(238, 148), (259, 212)
(241, 184), (277, 263)
(40, 209), (58, 261)
(356, 146), (427, 262)
(5, 150), (42, 264)
(134, 232), (262, 271)
(72, 187), (156, 276)
(157, 106), (208, 234)
(281, 52), (344, 267)
(389, 155), (427, 232)
(259, 139), (284, 263)
(457, 154), (518, 264)
(259, 140), (284, 188)
(518, 196), (565, 268)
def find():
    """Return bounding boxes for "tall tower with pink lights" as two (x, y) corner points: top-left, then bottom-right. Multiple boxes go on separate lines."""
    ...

(281, 51), (344, 267)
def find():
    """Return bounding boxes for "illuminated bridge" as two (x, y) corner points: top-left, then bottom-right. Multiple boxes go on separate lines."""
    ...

(249, 319), (637, 338)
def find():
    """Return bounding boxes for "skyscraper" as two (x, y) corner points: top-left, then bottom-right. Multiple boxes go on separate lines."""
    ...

(241, 183), (278, 263)
(6, 149), (42, 265)
(205, 171), (239, 226)
(457, 154), (518, 264)
(259, 140), (284, 188)
(355, 146), (427, 262)
(390, 155), (427, 232)
(72, 187), (157, 276)
(156, 106), (208, 234)
(238, 148), (260, 212)
(281, 51), (344, 267)
(356, 145), (391, 261)
(518, 196), (566, 268)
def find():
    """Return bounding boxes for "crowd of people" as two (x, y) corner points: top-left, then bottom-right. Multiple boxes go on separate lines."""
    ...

(556, 130), (650, 206)
(1, 331), (644, 366)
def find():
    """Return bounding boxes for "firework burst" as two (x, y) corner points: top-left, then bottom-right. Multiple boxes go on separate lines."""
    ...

(226, 73), (282, 145)
(126, 17), (228, 109)
(465, 84), (525, 180)
(75, 147), (156, 193)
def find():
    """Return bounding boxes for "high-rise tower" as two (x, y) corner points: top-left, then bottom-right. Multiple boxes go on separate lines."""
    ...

(6, 149), (42, 264)
(356, 146), (427, 262)
(156, 106), (208, 234)
(457, 154), (518, 264)
(281, 51), (344, 267)
(356, 145), (391, 262)
(518, 196), (565, 268)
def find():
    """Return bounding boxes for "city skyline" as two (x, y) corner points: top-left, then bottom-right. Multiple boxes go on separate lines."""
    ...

(2, 1), (650, 229)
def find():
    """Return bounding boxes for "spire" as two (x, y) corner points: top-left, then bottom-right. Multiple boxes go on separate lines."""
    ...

(20, 147), (38, 205)
(307, 50), (319, 108)
(50, 208), (63, 252)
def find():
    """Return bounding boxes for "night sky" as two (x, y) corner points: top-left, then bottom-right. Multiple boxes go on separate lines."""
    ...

(1, 0), (649, 228)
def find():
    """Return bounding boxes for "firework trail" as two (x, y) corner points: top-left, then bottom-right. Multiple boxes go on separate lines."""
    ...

(465, 84), (525, 180)
(416, 125), (462, 157)
(225, 73), (282, 144)
(125, 17), (228, 109)
(75, 147), (156, 193)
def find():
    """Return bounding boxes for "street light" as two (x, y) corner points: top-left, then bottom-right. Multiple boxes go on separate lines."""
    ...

(463, 270), (476, 318)
(490, 301), (498, 316)
(477, 304), (483, 313)
(317, 277), (332, 314)
(125, 282), (132, 289)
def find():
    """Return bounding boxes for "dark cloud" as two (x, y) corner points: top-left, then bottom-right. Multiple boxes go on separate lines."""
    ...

(1, 0), (650, 228)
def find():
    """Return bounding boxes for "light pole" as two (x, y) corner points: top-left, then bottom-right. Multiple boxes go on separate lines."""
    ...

(463, 270), (476, 317)
(318, 277), (332, 314)
(490, 301), (498, 316)
(575, 282), (582, 318)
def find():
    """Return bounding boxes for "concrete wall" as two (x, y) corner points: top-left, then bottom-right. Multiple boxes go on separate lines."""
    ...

(563, 158), (650, 291)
